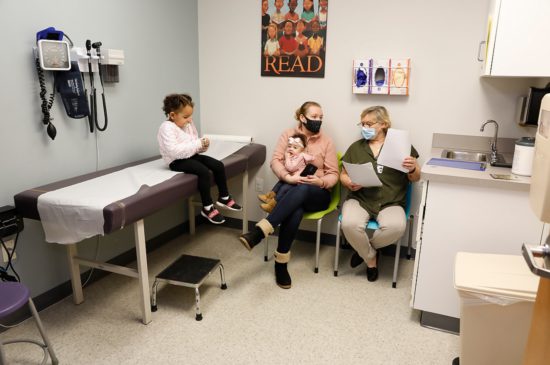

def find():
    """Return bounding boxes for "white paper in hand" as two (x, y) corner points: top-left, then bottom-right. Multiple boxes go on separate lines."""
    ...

(343, 161), (382, 187)
(377, 129), (411, 173)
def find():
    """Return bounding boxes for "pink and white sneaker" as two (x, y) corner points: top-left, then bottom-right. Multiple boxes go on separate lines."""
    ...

(201, 206), (225, 224)
(216, 196), (242, 211)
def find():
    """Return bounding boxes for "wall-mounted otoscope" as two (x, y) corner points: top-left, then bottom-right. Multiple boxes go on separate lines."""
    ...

(91, 41), (108, 132)
(85, 39), (95, 133)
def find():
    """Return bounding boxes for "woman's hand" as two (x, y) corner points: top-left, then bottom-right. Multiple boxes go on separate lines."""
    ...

(403, 156), (420, 182)
(402, 156), (417, 173)
(300, 174), (324, 187)
(341, 169), (362, 191)
(284, 173), (301, 184)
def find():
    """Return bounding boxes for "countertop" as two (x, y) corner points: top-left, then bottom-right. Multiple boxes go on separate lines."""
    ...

(420, 133), (531, 191)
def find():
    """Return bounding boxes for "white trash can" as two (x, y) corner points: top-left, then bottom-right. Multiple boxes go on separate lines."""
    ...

(454, 252), (539, 365)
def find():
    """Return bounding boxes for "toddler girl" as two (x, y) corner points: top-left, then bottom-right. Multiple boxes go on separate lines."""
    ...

(157, 94), (241, 224)
(258, 133), (314, 212)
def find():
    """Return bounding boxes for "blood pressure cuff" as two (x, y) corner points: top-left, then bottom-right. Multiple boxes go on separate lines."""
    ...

(55, 61), (89, 119)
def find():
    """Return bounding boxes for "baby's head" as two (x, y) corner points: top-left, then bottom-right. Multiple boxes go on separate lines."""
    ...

(163, 94), (194, 128)
(287, 134), (307, 155)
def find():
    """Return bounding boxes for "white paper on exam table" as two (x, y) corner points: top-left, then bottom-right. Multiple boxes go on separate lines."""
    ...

(376, 129), (410, 173)
(343, 161), (382, 187)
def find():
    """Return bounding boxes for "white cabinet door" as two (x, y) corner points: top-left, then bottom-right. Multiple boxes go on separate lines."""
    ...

(411, 180), (544, 318)
(481, 0), (550, 77)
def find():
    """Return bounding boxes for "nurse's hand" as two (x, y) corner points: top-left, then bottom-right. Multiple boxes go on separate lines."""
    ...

(342, 174), (362, 191)
(402, 156), (417, 172)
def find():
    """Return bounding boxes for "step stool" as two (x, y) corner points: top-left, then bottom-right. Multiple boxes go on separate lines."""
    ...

(150, 254), (227, 321)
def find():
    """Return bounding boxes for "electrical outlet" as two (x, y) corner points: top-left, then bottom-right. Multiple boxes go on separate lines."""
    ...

(255, 177), (264, 192)
(1, 239), (16, 262)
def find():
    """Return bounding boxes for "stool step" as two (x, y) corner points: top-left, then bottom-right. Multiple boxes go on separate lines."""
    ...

(156, 254), (221, 286)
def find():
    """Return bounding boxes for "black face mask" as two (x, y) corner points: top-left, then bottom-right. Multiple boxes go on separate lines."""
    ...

(302, 117), (322, 134)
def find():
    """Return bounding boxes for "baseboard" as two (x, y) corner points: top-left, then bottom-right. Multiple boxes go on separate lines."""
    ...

(420, 311), (460, 335)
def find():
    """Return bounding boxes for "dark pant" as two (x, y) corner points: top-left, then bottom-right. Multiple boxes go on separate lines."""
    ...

(272, 181), (294, 201)
(267, 184), (331, 254)
(169, 154), (229, 207)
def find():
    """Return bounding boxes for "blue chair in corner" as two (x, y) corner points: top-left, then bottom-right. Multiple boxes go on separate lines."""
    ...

(264, 153), (342, 273)
(0, 281), (59, 364)
(333, 183), (414, 288)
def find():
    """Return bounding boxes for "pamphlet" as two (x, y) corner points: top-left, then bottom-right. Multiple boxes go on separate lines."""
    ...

(343, 161), (382, 187)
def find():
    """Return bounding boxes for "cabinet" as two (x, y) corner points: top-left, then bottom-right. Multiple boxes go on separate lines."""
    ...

(411, 179), (545, 319)
(479, 0), (550, 77)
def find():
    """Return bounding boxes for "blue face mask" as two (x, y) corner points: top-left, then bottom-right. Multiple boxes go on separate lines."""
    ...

(361, 127), (376, 140)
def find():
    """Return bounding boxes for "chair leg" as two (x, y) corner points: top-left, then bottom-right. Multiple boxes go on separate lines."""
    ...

(0, 341), (7, 365)
(392, 239), (402, 289)
(28, 298), (59, 365)
(334, 221), (341, 277)
(314, 219), (322, 273)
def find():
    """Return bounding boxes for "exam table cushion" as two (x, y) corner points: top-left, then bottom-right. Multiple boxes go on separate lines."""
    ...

(14, 143), (266, 234)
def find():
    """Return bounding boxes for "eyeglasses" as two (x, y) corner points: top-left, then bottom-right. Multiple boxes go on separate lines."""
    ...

(357, 120), (379, 128)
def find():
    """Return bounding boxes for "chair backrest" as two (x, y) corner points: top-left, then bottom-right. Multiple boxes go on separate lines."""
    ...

(303, 152), (342, 220)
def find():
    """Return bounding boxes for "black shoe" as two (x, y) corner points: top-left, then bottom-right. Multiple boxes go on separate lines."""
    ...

(366, 251), (379, 282)
(366, 266), (379, 282)
(216, 196), (242, 211)
(350, 251), (364, 268)
(201, 206), (225, 224)
(239, 227), (264, 251)
(275, 262), (291, 289)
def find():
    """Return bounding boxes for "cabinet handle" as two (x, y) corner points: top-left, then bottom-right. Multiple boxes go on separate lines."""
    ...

(477, 41), (486, 62)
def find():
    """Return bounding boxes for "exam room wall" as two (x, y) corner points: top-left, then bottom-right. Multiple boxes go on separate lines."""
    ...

(0, 0), (200, 296)
(198, 0), (544, 233)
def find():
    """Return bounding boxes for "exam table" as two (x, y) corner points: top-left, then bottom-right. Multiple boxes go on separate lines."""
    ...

(13, 143), (266, 324)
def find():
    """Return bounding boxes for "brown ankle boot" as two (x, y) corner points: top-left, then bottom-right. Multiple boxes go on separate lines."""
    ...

(260, 198), (277, 213)
(258, 191), (275, 203)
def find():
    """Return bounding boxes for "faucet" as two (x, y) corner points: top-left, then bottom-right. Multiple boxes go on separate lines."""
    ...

(480, 120), (499, 164)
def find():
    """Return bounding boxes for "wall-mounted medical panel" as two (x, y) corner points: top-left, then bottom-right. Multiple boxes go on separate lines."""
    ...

(352, 58), (410, 96)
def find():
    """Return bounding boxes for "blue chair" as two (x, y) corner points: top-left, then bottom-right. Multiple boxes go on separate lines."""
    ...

(333, 183), (414, 288)
(264, 154), (342, 273)
(0, 282), (58, 364)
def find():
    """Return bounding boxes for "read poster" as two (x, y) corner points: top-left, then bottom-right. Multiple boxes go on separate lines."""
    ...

(261, 0), (328, 78)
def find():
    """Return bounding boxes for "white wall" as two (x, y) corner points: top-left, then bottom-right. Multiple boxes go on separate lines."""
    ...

(0, 0), (199, 296)
(198, 0), (545, 228)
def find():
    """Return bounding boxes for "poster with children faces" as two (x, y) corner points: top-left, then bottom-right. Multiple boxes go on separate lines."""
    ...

(261, 0), (328, 78)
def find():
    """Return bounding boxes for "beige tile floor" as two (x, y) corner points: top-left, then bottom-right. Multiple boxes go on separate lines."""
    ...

(1, 225), (459, 364)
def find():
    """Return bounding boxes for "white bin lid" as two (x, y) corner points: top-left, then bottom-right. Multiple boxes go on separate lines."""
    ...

(454, 252), (539, 302)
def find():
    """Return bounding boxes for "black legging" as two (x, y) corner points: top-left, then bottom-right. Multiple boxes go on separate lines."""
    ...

(169, 154), (229, 207)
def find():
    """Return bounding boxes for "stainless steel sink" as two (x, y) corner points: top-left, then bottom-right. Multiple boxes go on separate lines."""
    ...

(441, 149), (489, 162)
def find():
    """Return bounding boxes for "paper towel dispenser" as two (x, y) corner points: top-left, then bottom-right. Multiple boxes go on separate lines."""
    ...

(518, 85), (550, 126)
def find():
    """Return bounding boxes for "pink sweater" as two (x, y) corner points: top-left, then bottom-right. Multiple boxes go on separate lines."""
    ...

(271, 126), (338, 189)
(157, 120), (202, 164)
(285, 151), (314, 175)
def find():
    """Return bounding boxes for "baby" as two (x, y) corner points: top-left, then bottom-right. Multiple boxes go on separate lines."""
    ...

(258, 133), (314, 212)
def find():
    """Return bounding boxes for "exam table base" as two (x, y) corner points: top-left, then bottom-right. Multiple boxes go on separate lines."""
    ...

(66, 219), (152, 324)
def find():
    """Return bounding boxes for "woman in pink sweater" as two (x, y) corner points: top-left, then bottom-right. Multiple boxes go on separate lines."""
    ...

(240, 101), (338, 289)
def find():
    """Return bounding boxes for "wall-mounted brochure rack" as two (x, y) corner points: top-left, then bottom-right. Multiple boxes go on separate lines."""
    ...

(352, 58), (411, 95)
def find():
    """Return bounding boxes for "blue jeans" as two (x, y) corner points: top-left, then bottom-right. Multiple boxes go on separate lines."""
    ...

(266, 184), (330, 254)
(272, 181), (294, 201)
